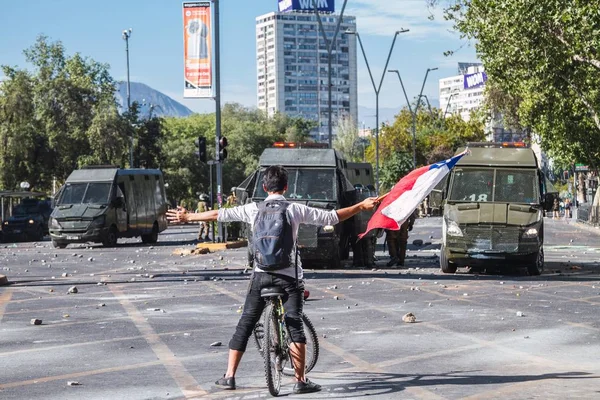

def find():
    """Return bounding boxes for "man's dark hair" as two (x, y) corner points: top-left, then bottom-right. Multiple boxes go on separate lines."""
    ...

(263, 165), (288, 192)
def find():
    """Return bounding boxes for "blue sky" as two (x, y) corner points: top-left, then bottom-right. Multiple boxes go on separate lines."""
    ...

(1, 0), (478, 117)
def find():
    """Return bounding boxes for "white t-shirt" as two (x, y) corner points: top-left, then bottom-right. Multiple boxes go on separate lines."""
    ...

(218, 194), (339, 279)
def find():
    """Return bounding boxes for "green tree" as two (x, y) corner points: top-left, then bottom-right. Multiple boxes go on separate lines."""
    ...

(333, 115), (365, 162)
(0, 35), (128, 191)
(429, 0), (600, 168)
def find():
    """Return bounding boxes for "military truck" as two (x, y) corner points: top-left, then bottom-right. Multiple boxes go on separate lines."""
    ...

(235, 142), (376, 268)
(50, 166), (169, 248)
(2, 198), (52, 242)
(435, 142), (557, 275)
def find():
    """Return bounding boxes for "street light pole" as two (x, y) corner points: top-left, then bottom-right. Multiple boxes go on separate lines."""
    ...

(388, 67), (437, 169)
(314, 0), (348, 148)
(214, 0), (224, 243)
(122, 28), (134, 168)
(348, 29), (409, 194)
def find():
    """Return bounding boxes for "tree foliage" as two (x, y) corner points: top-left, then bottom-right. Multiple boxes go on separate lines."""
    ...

(429, 0), (600, 169)
(364, 105), (485, 188)
(333, 115), (366, 162)
(0, 35), (128, 191)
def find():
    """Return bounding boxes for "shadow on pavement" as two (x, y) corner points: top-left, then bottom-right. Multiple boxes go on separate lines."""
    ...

(319, 371), (596, 398)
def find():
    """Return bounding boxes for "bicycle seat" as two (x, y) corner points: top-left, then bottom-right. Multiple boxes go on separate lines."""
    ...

(260, 286), (286, 298)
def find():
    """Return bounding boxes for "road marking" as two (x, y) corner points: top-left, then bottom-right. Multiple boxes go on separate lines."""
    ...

(110, 286), (208, 398)
(0, 324), (231, 357)
(0, 353), (221, 390)
(0, 288), (12, 323)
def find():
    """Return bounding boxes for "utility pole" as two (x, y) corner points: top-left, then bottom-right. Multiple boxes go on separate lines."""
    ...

(122, 28), (134, 168)
(388, 67), (437, 169)
(347, 29), (409, 194)
(314, 0), (348, 148)
(214, 0), (224, 242)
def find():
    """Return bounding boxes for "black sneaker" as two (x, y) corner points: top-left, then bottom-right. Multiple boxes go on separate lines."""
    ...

(386, 257), (399, 267)
(215, 375), (236, 390)
(293, 379), (321, 394)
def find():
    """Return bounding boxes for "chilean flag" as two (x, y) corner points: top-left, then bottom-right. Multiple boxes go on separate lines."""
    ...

(359, 149), (469, 239)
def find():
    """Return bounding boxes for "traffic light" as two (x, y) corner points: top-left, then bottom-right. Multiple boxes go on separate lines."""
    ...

(563, 170), (570, 180)
(219, 136), (228, 161)
(195, 136), (207, 162)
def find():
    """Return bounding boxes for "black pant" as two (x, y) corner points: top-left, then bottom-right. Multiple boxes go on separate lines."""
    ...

(229, 272), (305, 352)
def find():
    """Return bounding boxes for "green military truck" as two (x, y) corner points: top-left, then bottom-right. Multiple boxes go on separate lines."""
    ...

(436, 143), (557, 275)
(50, 166), (169, 248)
(235, 142), (376, 268)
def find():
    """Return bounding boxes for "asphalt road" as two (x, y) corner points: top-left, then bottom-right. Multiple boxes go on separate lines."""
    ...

(1, 216), (599, 399)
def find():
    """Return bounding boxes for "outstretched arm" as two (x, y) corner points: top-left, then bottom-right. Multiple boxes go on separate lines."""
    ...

(336, 197), (379, 222)
(166, 207), (218, 224)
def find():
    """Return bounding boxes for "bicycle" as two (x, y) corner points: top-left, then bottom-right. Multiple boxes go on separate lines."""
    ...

(253, 286), (319, 396)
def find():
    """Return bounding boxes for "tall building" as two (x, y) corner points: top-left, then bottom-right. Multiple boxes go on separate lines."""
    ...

(439, 63), (530, 143)
(256, 10), (358, 142)
(438, 63), (486, 122)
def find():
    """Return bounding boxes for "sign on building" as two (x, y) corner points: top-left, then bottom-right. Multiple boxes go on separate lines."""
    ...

(183, 2), (213, 98)
(463, 71), (487, 90)
(278, 0), (335, 13)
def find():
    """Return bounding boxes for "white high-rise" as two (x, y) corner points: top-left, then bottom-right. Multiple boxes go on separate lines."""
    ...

(256, 11), (358, 141)
(438, 63), (486, 122)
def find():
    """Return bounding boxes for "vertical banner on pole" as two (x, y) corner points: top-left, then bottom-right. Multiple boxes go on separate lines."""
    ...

(183, 1), (213, 98)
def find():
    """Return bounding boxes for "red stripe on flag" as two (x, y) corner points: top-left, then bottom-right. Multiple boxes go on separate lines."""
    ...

(359, 165), (430, 239)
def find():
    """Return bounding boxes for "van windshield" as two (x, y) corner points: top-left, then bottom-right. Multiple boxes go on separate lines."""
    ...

(449, 168), (538, 203)
(58, 183), (112, 205)
(254, 168), (336, 201)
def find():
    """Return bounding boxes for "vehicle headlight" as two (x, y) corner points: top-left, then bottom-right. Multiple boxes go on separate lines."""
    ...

(3, 221), (8, 225)
(522, 227), (538, 238)
(89, 216), (106, 228)
(28, 219), (35, 224)
(446, 220), (463, 237)
(51, 218), (61, 229)
(322, 225), (335, 233)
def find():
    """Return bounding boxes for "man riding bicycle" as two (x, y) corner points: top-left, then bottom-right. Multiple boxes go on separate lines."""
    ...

(167, 165), (378, 394)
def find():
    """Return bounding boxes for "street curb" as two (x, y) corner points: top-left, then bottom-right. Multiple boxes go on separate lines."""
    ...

(0, 274), (8, 286)
(198, 240), (248, 251)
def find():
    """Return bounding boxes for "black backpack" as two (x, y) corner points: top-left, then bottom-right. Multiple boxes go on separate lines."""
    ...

(252, 200), (295, 271)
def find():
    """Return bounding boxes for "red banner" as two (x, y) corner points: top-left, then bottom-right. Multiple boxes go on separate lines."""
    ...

(183, 2), (212, 98)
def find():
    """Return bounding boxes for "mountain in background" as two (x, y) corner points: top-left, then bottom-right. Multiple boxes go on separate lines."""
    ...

(115, 81), (193, 118)
(358, 98), (439, 129)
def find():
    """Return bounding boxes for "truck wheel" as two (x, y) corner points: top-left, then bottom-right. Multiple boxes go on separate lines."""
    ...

(102, 226), (118, 247)
(142, 223), (159, 244)
(440, 245), (457, 273)
(527, 248), (544, 276)
(52, 240), (67, 249)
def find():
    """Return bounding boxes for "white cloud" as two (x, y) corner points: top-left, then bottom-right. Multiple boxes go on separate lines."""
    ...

(346, 0), (455, 39)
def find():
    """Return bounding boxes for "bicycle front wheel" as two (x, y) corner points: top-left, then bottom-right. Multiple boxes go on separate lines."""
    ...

(263, 302), (282, 396)
(282, 313), (320, 376)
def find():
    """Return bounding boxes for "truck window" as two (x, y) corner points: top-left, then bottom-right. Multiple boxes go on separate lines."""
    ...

(58, 183), (112, 205)
(495, 170), (537, 203)
(449, 169), (494, 202)
(253, 168), (335, 201)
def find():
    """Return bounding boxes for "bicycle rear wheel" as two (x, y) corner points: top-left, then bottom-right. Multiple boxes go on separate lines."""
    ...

(282, 313), (320, 376)
(263, 302), (282, 396)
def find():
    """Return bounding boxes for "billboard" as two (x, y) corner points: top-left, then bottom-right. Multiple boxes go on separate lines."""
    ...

(463, 71), (487, 90)
(278, 0), (335, 13)
(183, 2), (213, 98)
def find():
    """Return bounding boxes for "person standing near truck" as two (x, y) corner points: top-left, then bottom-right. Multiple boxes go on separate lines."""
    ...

(166, 165), (378, 394)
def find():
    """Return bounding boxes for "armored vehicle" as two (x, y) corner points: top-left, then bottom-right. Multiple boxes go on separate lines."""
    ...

(235, 143), (376, 268)
(437, 143), (557, 275)
(2, 198), (52, 242)
(50, 166), (169, 248)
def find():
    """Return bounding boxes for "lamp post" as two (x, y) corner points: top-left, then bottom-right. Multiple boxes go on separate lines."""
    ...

(346, 28), (409, 194)
(444, 92), (457, 116)
(314, 0), (349, 147)
(122, 28), (134, 168)
(387, 67), (437, 169)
